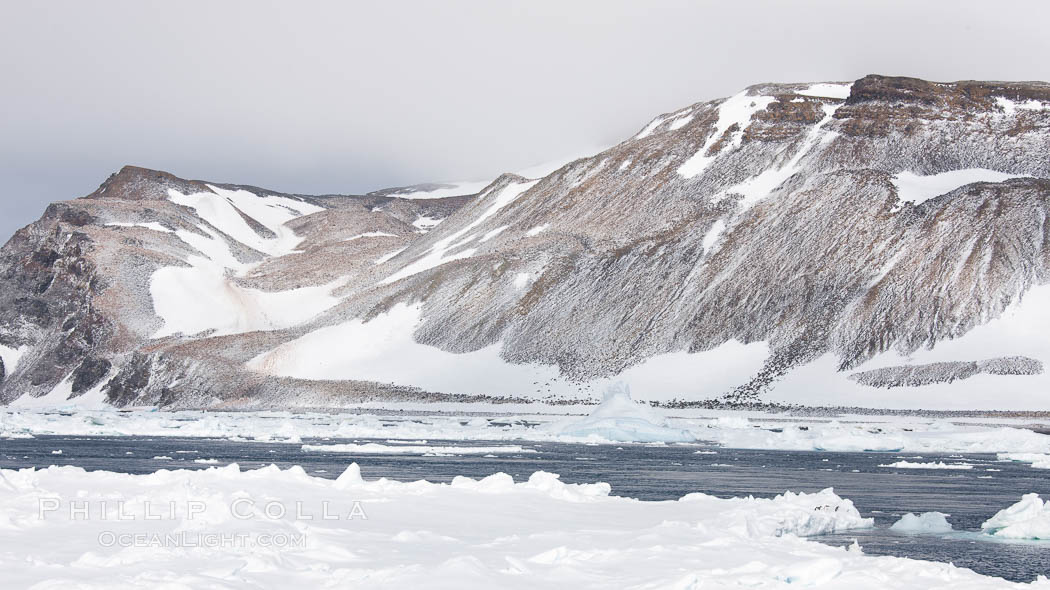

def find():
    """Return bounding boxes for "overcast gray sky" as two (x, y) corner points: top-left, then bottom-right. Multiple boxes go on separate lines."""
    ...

(2, 0), (1049, 240)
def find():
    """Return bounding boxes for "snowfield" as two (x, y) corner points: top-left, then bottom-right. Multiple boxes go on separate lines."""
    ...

(4, 463), (1047, 589)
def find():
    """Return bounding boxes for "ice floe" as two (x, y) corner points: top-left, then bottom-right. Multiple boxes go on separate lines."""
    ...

(301, 443), (535, 455)
(891, 512), (954, 534)
(998, 453), (1050, 469)
(982, 494), (1050, 540)
(879, 461), (975, 470)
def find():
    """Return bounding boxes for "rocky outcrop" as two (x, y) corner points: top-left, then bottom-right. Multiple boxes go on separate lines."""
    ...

(848, 357), (1044, 388)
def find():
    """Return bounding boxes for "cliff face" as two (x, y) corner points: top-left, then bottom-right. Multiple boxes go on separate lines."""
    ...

(3, 75), (1050, 410)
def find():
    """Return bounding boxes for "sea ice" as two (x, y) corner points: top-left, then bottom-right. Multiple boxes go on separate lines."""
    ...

(301, 443), (535, 455)
(0, 463), (1032, 589)
(998, 453), (1050, 469)
(879, 461), (974, 470)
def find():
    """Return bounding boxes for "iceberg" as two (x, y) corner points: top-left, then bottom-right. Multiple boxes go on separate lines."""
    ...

(544, 382), (694, 443)
(890, 512), (954, 534)
(981, 493), (1050, 540)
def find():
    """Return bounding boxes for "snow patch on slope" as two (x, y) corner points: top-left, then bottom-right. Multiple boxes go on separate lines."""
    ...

(105, 222), (173, 233)
(412, 215), (443, 231)
(380, 179), (538, 285)
(677, 92), (777, 179)
(380, 180), (493, 199)
(249, 301), (770, 400)
(0, 344), (28, 375)
(170, 185), (322, 256)
(891, 169), (1025, 205)
(526, 223), (550, 237)
(996, 97), (1049, 116)
(797, 83), (853, 99)
(152, 273), (345, 339)
(344, 231), (398, 242)
(150, 187), (339, 339)
(634, 116), (665, 139)
(716, 102), (840, 211)
(8, 368), (114, 410)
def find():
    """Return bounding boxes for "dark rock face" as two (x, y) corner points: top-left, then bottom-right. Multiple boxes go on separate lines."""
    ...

(849, 357), (1043, 388)
(0, 216), (111, 401)
(104, 354), (152, 406)
(1, 74), (1050, 409)
(70, 357), (112, 396)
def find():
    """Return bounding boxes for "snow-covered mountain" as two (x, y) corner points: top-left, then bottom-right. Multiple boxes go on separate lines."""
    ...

(3, 74), (1050, 410)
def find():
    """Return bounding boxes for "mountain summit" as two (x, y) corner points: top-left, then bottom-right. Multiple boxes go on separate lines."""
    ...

(3, 75), (1050, 410)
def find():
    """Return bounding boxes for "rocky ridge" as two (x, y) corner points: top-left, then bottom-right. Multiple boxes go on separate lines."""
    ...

(2, 74), (1050, 410)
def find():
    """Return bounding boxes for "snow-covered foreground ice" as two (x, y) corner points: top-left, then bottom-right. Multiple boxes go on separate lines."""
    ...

(4, 463), (1048, 589)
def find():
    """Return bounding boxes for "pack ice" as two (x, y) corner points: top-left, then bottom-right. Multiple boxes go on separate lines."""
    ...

(4, 463), (1045, 589)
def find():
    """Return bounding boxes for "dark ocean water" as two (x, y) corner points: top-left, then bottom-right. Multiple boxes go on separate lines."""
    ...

(3, 435), (1049, 582)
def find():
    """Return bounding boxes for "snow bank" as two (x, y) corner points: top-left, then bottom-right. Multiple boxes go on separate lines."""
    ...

(879, 461), (974, 470)
(982, 494), (1050, 540)
(891, 169), (1025, 205)
(301, 443), (535, 455)
(890, 512), (954, 534)
(544, 382), (694, 443)
(19, 464), (1043, 589)
(379, 178), (538, 285)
